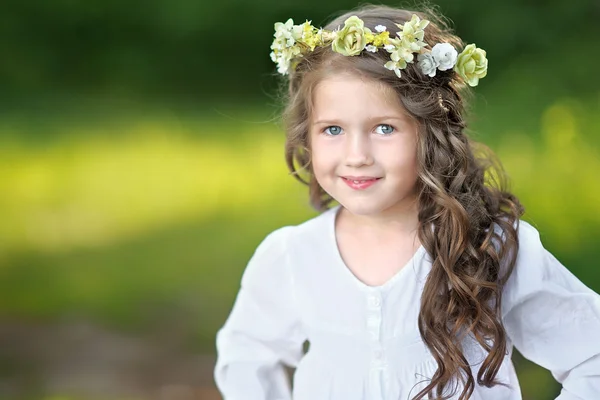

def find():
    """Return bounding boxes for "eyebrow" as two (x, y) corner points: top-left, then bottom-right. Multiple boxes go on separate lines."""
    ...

(312, 116), (408, 125)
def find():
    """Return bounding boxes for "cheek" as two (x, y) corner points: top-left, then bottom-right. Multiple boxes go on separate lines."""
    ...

(310, 151), (330, 179)
(309, 138), (335, 174)
(382, 142), (418, 171)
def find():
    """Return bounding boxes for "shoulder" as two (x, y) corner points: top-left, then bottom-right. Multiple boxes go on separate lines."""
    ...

(500, 219), (557, 312)
(487, 218), (546, 288)
(242, 207), (336, 283)
(515, 219), (543, 245)
(489, 217), (543, 254)
(240, 225), (294, 287)
(493, 219), (544, 264)
(261, 206), (336, 247)
(252, 206), (337, 257)
(513, 219), (547, 264)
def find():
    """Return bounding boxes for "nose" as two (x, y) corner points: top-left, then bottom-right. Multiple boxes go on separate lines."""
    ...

(344, 131), (374, 167)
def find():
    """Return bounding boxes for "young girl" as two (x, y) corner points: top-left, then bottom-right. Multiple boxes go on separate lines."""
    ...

(214, 4), (600, 400)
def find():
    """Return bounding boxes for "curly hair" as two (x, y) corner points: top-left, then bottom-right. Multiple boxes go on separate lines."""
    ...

(279, 4), (525, 399)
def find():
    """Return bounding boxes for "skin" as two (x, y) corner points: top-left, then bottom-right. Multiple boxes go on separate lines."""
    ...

(309, 73), (422, 285)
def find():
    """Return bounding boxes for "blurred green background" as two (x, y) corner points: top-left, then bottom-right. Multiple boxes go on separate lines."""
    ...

(0, 0), (599, 399)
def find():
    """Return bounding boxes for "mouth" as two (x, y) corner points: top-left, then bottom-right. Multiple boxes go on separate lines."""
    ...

(341, 176), (382, 182)
(341, 176), (382, 190)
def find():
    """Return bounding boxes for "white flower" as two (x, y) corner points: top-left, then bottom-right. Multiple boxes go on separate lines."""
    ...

(292, 24), (305, 41)
(273, 52), (290, 75)
(272, 19), (296, 49)
(395, 15), (429, 53)
(277, 63), (288, 75)
(366, 45), (378, 53)
(392, 44), (415, 64)
(271, 45), (302, 75)
(417, 52), (439, 77)
(384, 61), (402, 78)
(431, 43), (458, 71)
(384, 44), (395, 52)
(385, 37), (418, 64)
(374, 25), (387, 33)
(322, 30), (337, 41)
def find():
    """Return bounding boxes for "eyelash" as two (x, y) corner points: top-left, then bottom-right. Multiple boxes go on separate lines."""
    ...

(322, 124), (396, 136)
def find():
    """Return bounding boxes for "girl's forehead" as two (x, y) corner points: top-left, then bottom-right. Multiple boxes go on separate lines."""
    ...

(311, 74), (406, 118)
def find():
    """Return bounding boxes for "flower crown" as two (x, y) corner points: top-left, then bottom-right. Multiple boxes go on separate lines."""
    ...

(270, 14), (488, 87)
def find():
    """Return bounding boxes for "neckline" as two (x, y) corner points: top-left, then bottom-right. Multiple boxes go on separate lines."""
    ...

(327, 204), (426, 291)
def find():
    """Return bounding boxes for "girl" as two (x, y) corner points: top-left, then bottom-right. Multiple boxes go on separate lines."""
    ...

(214, 4), (600, 400)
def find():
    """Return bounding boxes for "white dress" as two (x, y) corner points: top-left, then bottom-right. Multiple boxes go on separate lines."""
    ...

(214, 205), (600, 399)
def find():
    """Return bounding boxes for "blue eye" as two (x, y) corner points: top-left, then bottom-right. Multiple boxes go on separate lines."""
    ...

(324, 126), (343, 136)
(375, 124), (395, 135)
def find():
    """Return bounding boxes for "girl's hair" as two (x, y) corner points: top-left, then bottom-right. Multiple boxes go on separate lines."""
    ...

(280, 4), (524, 400)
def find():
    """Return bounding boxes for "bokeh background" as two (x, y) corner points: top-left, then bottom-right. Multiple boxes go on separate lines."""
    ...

(1, 0), (599, 399)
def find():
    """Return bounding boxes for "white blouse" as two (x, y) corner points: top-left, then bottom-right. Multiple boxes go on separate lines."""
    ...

(214, 205), (600, 399)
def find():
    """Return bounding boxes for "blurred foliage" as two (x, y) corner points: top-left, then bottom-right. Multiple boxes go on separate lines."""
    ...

(1, 0), (599, 103)
(1, 97), (599, 399)
(1, 97), (600, 341)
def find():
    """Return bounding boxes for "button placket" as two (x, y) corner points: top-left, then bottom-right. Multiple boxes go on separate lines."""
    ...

(367, 292), (382, 333)
(366, 291), (385, 367)
(366, 290), (386, 398)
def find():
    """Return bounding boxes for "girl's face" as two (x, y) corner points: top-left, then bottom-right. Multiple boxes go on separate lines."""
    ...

(309, 74), (420, 218)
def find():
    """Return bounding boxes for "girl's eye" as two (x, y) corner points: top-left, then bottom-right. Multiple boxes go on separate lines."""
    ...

(375, 124), (395, 135)
(324, 126), (343, 136)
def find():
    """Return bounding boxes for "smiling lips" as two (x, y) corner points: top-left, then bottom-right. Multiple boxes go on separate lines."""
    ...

(341, 176), (382, 190)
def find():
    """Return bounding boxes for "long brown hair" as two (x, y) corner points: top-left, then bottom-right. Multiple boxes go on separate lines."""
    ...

(279, 4), (524, 399)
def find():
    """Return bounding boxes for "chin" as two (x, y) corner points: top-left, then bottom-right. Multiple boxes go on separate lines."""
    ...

(337, 199), (386, 216)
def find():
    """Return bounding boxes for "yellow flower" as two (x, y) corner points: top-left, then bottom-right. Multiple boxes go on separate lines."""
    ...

(299, 21), (322, 51)
(331, 16), (367, 56)
(454, 44), (488, 86)
(372, 31), (390, 47)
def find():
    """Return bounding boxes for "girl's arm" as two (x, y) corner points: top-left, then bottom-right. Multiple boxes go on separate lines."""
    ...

(501, 222), (600, 399)
(214, 226), (306, 400)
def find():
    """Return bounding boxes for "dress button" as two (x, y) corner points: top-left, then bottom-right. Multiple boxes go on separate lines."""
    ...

(373, 349), (383, 360)
(369, 295), (381, 307)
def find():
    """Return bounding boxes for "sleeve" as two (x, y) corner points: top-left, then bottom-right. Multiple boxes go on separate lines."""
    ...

(501, 221), (600, 399)
(214, 226), (307, 400)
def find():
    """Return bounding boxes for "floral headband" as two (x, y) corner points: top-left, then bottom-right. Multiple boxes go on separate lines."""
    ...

(270, 14), (488, 87)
